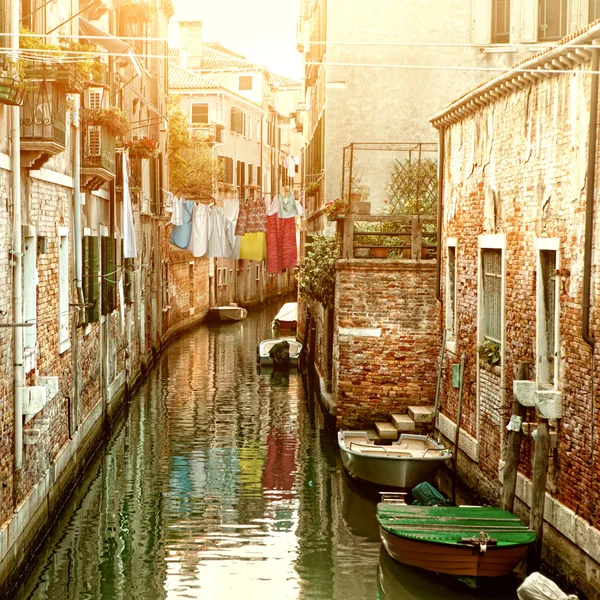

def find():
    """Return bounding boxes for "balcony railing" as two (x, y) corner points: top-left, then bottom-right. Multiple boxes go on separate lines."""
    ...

(81, 125), (116, 190)
(190, 122), (224, 144)
(20, 80), (67, 169)
(338, 214), (437, 260)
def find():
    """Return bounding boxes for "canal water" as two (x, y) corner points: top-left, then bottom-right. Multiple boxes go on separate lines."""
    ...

(13, 300), (521, 600)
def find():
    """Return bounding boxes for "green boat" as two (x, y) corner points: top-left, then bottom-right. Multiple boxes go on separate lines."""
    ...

(377, 501), (535, 579)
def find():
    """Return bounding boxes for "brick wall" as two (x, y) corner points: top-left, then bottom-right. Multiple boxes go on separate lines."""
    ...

(439, 62), (600, 527)
(334, 259), (440, 429)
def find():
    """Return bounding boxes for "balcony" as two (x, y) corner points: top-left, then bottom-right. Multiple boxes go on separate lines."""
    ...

(337, 214), (437, 260)
(20, 81), (67, 170)
(81, 125), (116, 190)
(190, 122), (224, 144)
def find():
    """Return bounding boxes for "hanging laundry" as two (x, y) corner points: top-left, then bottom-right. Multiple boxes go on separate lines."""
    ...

(224, 199), (241, 260)
(169, 199), (195, 249)
(265, 194), (279, 216)
(208, 206), (236, 259)
(266, 212), (282, 274)
(122, 152), (137, 258)
(286, 155), (295, 179)
(280, 217), (297, 269)
(170, 195), (183, 226)
(295, 197), (305, 218)
(239, 232), (267, 261)
(235, 196), (267, 236)
(188, 202), (209, 258)
(278, 191), (298, 218)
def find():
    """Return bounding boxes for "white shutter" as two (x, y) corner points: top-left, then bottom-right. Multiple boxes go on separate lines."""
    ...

(522, 0), (538, 42)
(472, 0), (491, 44)
(88, 88), (102, 110)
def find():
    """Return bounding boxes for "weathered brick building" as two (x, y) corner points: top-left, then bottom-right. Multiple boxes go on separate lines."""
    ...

(431, 22), (600, 597)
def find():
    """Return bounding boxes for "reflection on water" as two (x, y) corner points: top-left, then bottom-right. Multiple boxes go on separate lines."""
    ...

(13, 299), (519, 600)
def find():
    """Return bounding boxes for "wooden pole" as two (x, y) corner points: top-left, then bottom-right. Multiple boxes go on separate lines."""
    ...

(432, 329), (447, 430)
(342, 216), (354, 259)
(452, 352), (466, 504)
(528, 418), (550, 573)
(500, 362), (529, 512)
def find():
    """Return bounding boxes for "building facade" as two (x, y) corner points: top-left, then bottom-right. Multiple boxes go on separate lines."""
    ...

(432, 22), (600, 597)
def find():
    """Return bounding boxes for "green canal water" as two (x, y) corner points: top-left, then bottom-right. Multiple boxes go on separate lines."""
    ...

(12, 300), (520, 600)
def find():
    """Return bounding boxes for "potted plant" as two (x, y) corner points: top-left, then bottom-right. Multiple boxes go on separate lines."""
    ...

(305, 181), (320, 196)
(325, 198), (347, 221)
(477, 339), (501, 366)
(124, 136), (159, 158)
(81, 106), (131, 137)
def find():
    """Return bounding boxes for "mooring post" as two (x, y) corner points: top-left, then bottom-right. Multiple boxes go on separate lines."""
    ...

(528, 417), (550, 573)
(500, 362), (529, 512)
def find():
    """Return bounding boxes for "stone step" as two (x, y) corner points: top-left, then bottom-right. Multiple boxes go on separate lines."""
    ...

(408, 405), (435, 423)
(390, 413), (415, 432)
(374, 421), (399, 440)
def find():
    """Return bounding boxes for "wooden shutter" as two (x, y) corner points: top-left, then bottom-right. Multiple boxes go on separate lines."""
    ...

(521, 0), (537, 42)
(101, 236), (116, 315)
(492, 0), (511, 43)
(86, 236), (100, 322)
(472, 0), (491, 44)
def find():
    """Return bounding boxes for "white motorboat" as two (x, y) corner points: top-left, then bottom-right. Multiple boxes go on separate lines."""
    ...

(338, 430), (451, 489)
(257, 338), (302, 368)
(208, 304), (248, 322)
(272, 302), (298, 331)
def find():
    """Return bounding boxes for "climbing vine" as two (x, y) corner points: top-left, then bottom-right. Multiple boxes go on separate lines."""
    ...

(298, 235), (339, 309)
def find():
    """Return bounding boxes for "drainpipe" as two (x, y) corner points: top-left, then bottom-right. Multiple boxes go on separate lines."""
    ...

(436, 125), (445, 302)
(11, 0), (23, 471)
(583, 48), (599, 348)
(73, 97), (84, 305)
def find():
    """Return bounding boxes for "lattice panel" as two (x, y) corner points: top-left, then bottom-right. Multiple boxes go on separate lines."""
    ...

(386, 157), (438, 216)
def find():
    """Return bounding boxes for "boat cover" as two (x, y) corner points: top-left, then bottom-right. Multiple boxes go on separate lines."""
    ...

(411, 482), (452, 507)
(517, 572), (578, 600)
(274, 302), (297, 323)
(377, 504), (536, 548)
(269, 340), (290, 366)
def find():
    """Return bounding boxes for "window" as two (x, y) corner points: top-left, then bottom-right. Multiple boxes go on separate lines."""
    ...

(539, 0), (568, 41)
(24, 233), (37, 370)
(58, 229), (70, 352)
(446, 241), (457, 340)
(537, 244), (559, 387)
(248, 163), (253, 185)
(239, 75), (253, 91)
(492, 0), (510, 43)
(591, 0), (600, 22)
(191, 103), (209, 124)
(221, 156), (234, 184)
(482, 249), (502, 343)
(231, 107), (243, 134)
(256, 264), (261, 282)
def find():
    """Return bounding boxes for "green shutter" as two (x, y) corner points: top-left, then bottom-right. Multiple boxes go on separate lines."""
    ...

(82, 235), (90, 325)
(88, 236), (99, 322)
(102, 236), (116, 315)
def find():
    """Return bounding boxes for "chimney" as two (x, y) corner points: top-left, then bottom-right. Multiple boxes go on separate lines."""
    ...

(179, 21), (203, 70)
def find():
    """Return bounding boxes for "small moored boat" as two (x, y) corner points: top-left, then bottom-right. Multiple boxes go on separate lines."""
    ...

(208, 304), (248, 322)
(338, 431), (451, 489)
(257, 338), (302, 368)
(377, 500), (535, 579)
(272, 302), (298, 331)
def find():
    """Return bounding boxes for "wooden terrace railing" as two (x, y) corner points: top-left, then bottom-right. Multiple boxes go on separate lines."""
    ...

(338, 215), (437, 260)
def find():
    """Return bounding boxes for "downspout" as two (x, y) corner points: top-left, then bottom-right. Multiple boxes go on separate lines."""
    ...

(436, 125), (445, 302)
(73, 97), (84, 305)
(71, 96), (84, 435)
(11, 0), (23, 471)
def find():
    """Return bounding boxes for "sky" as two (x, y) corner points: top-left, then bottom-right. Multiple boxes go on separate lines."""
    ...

(168, 0), (303, 80)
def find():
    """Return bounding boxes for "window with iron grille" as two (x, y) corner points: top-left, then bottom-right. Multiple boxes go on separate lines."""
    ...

(538, 249), (557, 386)
(191, 103), (209, 124)
(482, 249), (502, 343)
(539, 0), (568, 41)
(492, 0), (510, 43)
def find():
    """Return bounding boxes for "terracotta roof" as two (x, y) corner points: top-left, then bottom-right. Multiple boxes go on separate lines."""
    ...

(169, 46), (256, 71)
(431, 20), (600, 128)
(169, 63), (220, 90)
(270, 72), (301, 88)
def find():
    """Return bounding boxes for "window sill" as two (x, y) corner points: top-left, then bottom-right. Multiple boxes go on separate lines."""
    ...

(445, 338), (457, 355)
(479, 45), (517, 54)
